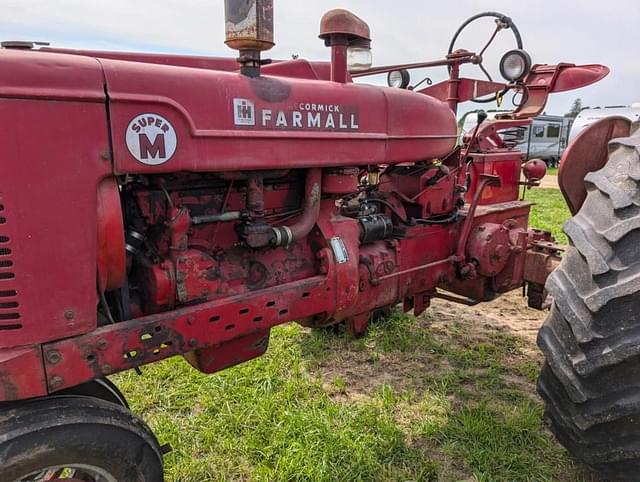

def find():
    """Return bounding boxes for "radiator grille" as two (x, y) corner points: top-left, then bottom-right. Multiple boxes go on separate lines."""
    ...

(0, 199), (21, 331)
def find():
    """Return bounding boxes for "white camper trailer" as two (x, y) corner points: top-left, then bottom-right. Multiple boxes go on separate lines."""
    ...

(569, 103), (640, 141)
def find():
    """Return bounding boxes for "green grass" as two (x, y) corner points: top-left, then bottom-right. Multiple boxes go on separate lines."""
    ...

(525, 188), (571, 244)
(114, 302), (586, 481)
(116, 324), (441, 482)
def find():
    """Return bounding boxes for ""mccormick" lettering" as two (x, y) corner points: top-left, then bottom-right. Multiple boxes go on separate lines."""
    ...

(233, 99), (359, 130)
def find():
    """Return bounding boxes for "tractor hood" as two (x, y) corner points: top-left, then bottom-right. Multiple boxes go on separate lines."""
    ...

(0, 48), (458, 173)
(99, 56), (458, 174)
(0, 48), (105, 101)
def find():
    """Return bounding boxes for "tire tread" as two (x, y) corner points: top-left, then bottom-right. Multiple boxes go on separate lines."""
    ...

(538, 130), (640, 481)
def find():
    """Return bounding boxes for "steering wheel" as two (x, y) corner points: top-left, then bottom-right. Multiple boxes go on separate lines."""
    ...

(447, 11), (523, 103)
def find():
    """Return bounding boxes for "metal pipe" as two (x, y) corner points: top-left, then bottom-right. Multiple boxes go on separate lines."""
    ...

(246, 175), (265, 217)
(192, 211), (242, 225)
(375, 258), (453, 283)
(271, 168), (322, 246)
(433, 290), (480, 306)
(331, 42), (349, 83)
(351, 55), (475, 78)
(447, 63), (462, 113)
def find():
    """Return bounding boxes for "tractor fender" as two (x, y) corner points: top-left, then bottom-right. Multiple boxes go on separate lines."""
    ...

(558, 116), (632, 214)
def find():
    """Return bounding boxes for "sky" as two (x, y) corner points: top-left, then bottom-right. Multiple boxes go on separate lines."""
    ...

(2, 0), (638, 116)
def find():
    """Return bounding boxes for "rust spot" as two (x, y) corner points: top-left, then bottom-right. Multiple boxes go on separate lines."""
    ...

(49, 376), (64, 389)
(309, 183), (321, 206)
(247, 261), (268, 289)
(0, 373), (18, 400)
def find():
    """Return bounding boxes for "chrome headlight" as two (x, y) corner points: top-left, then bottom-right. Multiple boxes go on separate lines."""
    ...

(387, 69), (410, 89)
(499, 49), (532, 82)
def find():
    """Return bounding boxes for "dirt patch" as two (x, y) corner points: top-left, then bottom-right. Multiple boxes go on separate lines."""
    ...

(317, 350), (443, 401)
(306, 291), (549, 401)
(431, 291), (547, 352)
(412, 440), (475, 482)
(539, 174), (559, 189)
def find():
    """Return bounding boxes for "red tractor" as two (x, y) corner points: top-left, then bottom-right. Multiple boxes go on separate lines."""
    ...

(0, 1), (633, 480)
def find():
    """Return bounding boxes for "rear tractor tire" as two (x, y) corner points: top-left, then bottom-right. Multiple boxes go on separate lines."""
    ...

(537, 126), (640, 480)
(0, 396), (164, 482)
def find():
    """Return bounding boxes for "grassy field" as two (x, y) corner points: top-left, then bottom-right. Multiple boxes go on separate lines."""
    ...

(525, 188), (570, 244)
(114, 183), (579, 482)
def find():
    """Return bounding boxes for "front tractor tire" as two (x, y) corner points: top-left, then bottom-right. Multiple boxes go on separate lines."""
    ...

(0, 397), (164, 482)
(537, 126), (640, 480)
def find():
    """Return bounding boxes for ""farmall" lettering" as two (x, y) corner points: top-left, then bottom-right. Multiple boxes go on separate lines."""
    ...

(233, 99), (359, 130)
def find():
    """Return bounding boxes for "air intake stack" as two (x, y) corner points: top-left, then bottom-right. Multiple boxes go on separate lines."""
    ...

(224, 0), (274, 77)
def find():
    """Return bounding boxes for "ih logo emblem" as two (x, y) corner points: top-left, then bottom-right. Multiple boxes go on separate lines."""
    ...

(126, 113), (177, 165)
(234, 98), (255, 126)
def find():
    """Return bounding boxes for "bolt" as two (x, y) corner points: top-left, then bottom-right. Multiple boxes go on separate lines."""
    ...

(97, 339), (108, 350)
(101, 364), (112, 373)
(45, 350), (61, 365)
(49, 376), (64, 389)
(189, 338), (198, 347)
(460, 264), (473, 277)
(64, 310), (75, 320)
(81, 344), (94, 359)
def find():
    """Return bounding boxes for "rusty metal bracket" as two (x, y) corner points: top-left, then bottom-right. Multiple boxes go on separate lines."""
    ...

(42, 276), (329, 392)
(523, 230), (562, 309)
